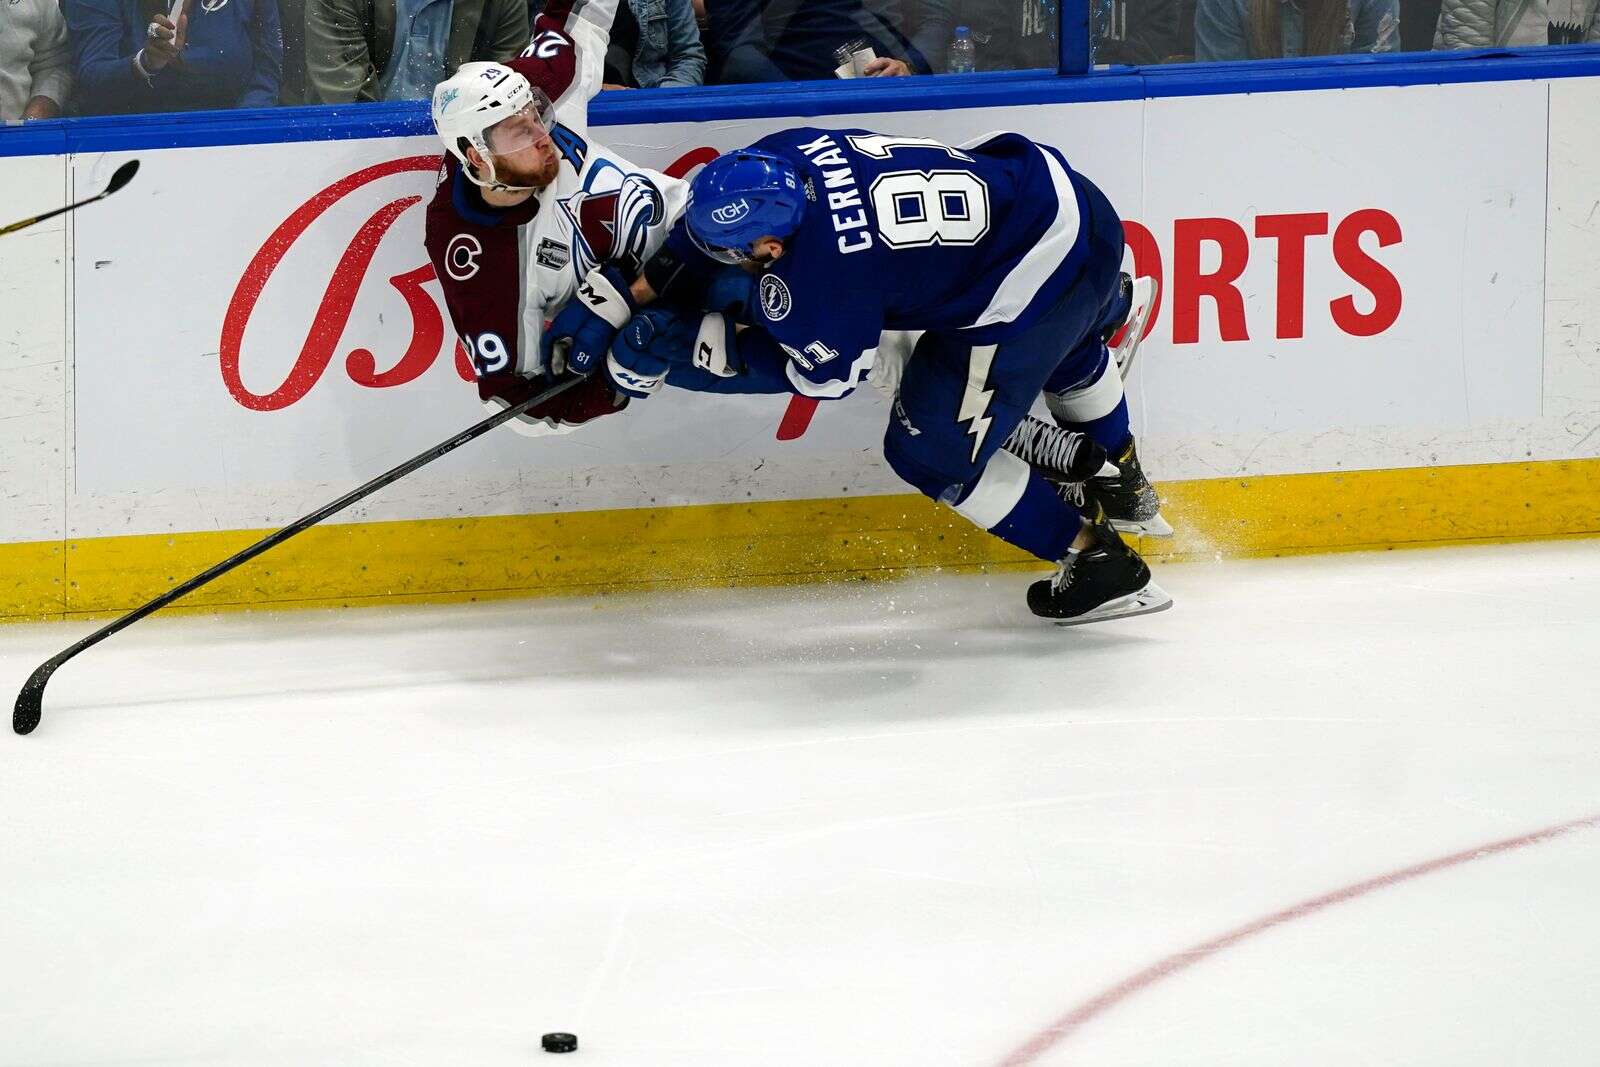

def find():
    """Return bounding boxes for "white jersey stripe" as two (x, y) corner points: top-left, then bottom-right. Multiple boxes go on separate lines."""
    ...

(967, 145), (1081, 330)
(786, 346), (878, 399)
(952, 449), (1031, 530)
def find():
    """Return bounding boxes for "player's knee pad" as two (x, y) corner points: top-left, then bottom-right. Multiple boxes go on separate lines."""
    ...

(882, 422), (959, 503)
(1045, 346), (1124, 424)
(945, 449), (1032, 532)
(886, 420), (1081, 561)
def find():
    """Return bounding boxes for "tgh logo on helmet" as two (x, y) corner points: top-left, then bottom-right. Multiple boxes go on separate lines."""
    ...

(711, 199), (751, 225)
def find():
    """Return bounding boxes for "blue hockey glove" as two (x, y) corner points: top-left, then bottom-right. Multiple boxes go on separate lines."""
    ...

(541, 265), (637, 377)
(609, 307), (791, 397)
(605, 307), (687, 397)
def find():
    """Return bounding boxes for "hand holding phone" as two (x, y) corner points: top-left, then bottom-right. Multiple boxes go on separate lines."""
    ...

(142, 0), (190, 72)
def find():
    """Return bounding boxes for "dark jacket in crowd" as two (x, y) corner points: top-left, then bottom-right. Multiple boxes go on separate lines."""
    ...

(63, 0), (282, 114)
(955, 0), (1056, 69)
(603, 0), (707, 86)
(1093, 0), (1185, 62)
(705, 0), (953, 81)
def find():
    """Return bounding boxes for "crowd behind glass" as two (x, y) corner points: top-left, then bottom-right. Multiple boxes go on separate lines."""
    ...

(3, 0), (1596, 122)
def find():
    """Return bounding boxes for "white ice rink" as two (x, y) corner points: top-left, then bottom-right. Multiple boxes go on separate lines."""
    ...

(4, 540), (1600, 1066)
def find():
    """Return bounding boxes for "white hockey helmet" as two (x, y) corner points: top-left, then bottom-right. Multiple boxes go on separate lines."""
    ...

(431, 62), (555, 191)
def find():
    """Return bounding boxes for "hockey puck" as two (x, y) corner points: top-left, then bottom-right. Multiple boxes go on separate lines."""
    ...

(541, 1032), (578, 1053)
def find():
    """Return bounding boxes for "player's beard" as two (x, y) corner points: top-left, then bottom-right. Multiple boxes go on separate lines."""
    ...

(492, 139), (560, 190)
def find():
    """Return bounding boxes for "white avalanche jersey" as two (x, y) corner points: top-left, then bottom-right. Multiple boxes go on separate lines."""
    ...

(425, 0), (687, 394)
(517, 130), (689, 376)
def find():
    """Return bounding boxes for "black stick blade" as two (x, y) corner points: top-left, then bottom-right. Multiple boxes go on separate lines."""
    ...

(103, 159), (139, 197)
(13, 661), (57, 735)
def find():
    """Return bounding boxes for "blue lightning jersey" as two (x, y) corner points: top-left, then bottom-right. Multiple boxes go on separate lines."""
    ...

(735, 127), (1097, 399)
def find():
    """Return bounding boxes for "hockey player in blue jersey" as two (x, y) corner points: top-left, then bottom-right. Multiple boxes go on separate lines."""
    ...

(548, 127), (1169, 623)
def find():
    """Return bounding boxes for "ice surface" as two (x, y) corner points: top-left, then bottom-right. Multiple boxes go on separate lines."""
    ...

(3, 541), (1599, 1066)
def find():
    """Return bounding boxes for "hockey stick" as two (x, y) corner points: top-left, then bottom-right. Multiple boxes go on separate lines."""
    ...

(0, 160), (140, 239)
(13, 373), (588, 735)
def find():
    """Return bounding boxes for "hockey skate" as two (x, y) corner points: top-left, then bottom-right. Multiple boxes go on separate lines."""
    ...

(1027, 517), (1172, 625)
(1003, 416), (1107, 484)
(1109, 274), (1157, 381)
(1088, 437), (1172, 537)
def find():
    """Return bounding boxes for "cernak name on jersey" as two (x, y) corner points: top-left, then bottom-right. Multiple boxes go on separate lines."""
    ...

(793, 133), (873, 256)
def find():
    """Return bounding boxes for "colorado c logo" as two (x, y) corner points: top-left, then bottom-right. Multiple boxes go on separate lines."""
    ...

(445, 234), (482, 281)
(760, 274), (791, 321)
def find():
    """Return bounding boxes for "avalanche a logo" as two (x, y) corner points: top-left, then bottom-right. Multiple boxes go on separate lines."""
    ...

(712, 199), (751, 225)
(556, 164), (664, 281)
(760, 274), (792, 322)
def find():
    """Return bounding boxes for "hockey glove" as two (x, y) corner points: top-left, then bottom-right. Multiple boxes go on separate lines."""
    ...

(609, 308), (793, 397)
(479, 371), (628, 438)
(541, 265), (638, 377)
(604, 308), (682, 398)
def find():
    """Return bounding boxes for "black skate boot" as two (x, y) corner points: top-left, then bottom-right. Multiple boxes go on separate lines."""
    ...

(1027, 518), (1172, 625)
(1087, 437), (1172, 537)
(1002, 416), (1107, 484)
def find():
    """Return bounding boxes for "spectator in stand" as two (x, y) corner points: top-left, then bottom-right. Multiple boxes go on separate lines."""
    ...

(532, 0), (705, 87)
(703, 0), (952, 82)
(1193, 0), (1398, 59)
(1094, 0), (1187, 62)
(1433, 0), (1598, 45)
(2, 0), (74, 120)
(305, 0), (527, 103)
(280, 0), (308, 102)
(628, 0), (707, 86)
(63, 0), (281, 114)
(871, 0), (953, 69)
(955, 0), (1055, 69)
(1403, 0), (1444, 48)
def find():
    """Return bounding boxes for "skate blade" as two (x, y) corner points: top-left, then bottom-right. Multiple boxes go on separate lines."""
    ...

(1052, 583), (1173, 627)
(1112, 276), (1159, 382)
(1111, 512), (1174, 538)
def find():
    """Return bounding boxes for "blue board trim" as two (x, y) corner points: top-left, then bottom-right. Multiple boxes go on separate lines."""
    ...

(3, 45), (1599, 159)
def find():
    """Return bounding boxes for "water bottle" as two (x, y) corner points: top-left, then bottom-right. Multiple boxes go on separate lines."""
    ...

(947, 25), (976, 74)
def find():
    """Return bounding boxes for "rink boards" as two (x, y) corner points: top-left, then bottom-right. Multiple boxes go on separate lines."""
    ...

(3, 76), (1600, 618)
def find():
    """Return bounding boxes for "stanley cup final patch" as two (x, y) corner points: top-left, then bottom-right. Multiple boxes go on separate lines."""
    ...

(760, 274), (792, 322)
(536, 238), (570, 270)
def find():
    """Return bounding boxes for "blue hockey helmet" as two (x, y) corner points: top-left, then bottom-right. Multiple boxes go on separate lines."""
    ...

(686, 150), (807, 265)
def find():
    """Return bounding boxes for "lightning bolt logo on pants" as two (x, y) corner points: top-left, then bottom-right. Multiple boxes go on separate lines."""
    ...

(958, 344), (999, 463)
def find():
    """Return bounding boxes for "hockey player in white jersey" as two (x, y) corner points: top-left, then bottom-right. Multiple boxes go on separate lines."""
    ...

(422, 0), (688, 434)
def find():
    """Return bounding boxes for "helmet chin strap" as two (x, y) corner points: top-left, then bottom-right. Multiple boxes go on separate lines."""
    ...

(463, 159), (538, 195)
(462, 139), (541, 195)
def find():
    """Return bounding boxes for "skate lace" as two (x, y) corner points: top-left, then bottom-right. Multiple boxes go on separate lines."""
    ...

(1002, 417), (1089, 481)
(1050, 551), (1080, 592)
(1056, 481), (1087, 508)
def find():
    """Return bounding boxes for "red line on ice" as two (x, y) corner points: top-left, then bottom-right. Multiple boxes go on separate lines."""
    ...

(997, 812), (1600, 1067)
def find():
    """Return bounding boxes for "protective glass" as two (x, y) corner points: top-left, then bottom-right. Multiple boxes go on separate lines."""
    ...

(483, 93), (555, 158)
(687, 224), (754, 266)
